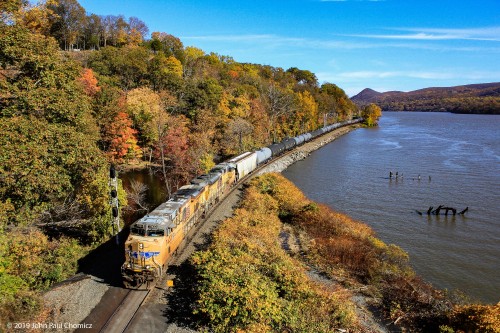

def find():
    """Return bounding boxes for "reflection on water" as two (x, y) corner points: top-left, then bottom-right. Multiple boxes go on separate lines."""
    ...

(284, 112), (500, 304)
(119, 168), (167, 225)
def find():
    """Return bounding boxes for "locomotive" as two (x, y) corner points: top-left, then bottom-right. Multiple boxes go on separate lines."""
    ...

(121, 119), (361, 288)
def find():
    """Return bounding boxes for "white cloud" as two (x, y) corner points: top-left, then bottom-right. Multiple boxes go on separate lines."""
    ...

(182, 34), (377, 50)
(182, 33), (500, 54)
(343, 26), (500, 42)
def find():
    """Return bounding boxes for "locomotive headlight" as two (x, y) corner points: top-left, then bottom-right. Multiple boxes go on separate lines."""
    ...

(145, 265), (150, 269)
(139, 243), (144, 249)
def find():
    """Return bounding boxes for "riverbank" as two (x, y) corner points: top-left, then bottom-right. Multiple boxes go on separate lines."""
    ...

(257, 123), (361, 174)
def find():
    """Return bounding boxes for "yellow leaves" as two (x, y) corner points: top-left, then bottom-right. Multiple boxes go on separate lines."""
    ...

(362, 103), (382, 127)
(127, 87), (162, 117)
(192, 173), (359, 332)
(451, 303), (500, 333)
(297, 90), (319, 132)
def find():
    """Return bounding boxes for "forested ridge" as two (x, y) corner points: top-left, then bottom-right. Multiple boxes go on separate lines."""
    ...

(351, 83), (500, 114)
(0, 0), (361, 324)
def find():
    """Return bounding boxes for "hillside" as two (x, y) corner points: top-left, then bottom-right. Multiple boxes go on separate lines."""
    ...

(351, 82), (500, 114)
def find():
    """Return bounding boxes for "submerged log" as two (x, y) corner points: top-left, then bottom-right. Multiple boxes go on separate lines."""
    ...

(432, 205), (444, 215)
(427, 206), (434, 215)
(459, 207), (469, 215)
(442, 207), (457, 215)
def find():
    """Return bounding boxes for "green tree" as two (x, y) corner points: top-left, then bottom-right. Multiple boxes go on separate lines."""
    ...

(47, 0), (86, 50)
(0, 23), (114, 238)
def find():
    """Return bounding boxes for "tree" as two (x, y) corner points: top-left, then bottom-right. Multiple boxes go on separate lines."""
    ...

(362, 103), (382, 126)
(296, 90), (319, 133)
(261, 83), (296, 142)
(18, 1), (54, 35)
(220, 117), (254, 155)
(183, 46), (205, 78)
(77, 68), (100, 97)
(0, 22), (115, 237)
(318, 83), (358, 121)
(83, 13), (101, 50)
(153, 115), (192, 196)
(148, 53), (183, 91)
(127, 16), (148, 45)
(287, 67), (318, 87)
(106, 111), (142, 162)
(126, 87), (162, 148)
(0, 0), (27, 25)
(47, 0), (86, 50)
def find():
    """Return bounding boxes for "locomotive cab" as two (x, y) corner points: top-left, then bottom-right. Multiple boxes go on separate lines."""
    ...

(121, 220), (172, 289)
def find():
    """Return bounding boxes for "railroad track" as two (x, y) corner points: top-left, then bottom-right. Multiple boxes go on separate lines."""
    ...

(95, 177), (251, 333)
(99, 289), (148, 333)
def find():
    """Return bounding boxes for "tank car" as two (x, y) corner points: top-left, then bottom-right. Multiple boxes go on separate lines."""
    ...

(292, 134), (306, 146)
(281, 138), (296, 150)
(256, 147), (272, 165)
(268, 142), (286, 157)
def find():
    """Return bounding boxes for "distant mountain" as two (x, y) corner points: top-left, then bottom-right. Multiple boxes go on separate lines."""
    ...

(351, 82), (500, 114)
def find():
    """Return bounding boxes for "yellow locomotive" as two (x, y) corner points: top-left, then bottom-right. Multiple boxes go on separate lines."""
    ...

(121, 162), (236, 288)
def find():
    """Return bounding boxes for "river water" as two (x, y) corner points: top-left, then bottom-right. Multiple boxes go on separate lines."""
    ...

(283, 112), (500, 304)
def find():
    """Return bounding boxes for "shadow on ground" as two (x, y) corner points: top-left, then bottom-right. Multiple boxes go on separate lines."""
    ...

(77, 228), (130, 287)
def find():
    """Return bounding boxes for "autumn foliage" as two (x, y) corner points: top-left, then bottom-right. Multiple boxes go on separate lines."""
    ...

(106, 112), (142, 162)
(247, 174), (499, 333)
(192, 177), (360, 332)
(77, 68), (101, 96)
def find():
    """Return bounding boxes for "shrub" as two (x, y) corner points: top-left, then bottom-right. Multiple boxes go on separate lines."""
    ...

(0, 229), (89, 325)
(192, 180), (359, 332)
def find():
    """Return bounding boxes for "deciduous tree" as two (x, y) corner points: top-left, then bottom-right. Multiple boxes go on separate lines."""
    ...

(362, 103), (382, 126)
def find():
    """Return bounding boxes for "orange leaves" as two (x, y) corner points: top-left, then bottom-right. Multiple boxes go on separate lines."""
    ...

(77, 68), (100, 97)
(106, 112), (142, 162)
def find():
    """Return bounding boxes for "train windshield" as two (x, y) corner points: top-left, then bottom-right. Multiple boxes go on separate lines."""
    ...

(130, 225), (164, 237)
(130, 226), (145, 236)
(147, 229), (164, 237)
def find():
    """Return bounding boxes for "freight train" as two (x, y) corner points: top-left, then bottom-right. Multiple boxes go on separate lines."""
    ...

(121, 119), (361, 288)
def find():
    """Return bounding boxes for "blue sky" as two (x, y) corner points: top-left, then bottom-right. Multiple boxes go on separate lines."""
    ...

(79, 0), (500, 96)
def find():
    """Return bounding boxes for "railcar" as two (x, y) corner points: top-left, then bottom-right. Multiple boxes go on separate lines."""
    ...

(210, 162), (237, 190)
(228, 152), (258, 180)
(310, 128), (324, 139)
(256, 147), (272, 165)
(122, 195), (190, 288)
(268, 142), (286, 157)
(292, 134), (306, 146)
(282, 138), (296, 150)
(191, 172), (222, 208)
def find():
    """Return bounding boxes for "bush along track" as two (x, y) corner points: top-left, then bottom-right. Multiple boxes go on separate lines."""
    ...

(191, 173), (500, 333)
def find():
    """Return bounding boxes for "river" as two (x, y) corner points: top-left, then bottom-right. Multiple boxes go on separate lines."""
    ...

(283, 112), (500, 304)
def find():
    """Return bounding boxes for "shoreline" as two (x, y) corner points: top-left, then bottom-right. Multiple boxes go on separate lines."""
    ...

(257, 123), (362, 175)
